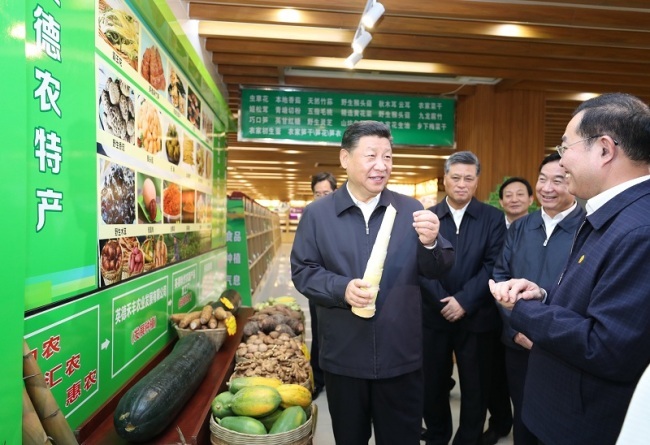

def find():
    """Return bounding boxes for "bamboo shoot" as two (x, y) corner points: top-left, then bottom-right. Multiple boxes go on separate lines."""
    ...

(23, 340), (79, 445)
(352, 204), (397, 318)
(22, 386), (53, 445)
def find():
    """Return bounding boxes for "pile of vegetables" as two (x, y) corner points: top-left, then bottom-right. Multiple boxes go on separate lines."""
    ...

(212, 377), (312, 435)
(234, 297), (311, 386)
(171, 304), (236, 336)
(170, 289), (242, 336)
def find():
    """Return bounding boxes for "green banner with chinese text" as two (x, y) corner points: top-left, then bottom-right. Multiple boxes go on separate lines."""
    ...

(239, 87), (455, 147)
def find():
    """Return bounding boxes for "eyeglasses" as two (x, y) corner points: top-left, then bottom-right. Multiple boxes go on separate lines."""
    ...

(556, 135), (603, 157)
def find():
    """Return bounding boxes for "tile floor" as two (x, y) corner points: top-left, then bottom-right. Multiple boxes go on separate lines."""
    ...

(253, 238), (513, 445)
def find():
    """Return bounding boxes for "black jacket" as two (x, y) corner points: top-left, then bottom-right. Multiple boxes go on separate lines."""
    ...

(492, 204), (586, 348)
(291, 183), (454, 379)
(420, 197), (506, 332)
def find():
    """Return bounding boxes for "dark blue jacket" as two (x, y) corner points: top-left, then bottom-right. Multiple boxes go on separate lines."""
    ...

(420, 197), (506, 332)
(290, 184), (454, 379)
(492, 204), (586, 348)
(511, 179), (650, 445)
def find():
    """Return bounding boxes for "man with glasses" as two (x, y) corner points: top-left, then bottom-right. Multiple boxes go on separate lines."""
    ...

(307, 171), (337, 399)
(420, 151), (507, 445)
(492, 152), (585, 445)
(490, 93), (650, 445)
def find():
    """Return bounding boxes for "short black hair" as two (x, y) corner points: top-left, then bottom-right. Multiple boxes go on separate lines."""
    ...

(499, 177), (532, 199)
(539, 152), (561, 172)
(311, 172), (337, 192)
(574, 93), (650, 164)
(341, 120), (393, 151)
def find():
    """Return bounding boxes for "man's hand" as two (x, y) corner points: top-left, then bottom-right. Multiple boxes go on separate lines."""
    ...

(514, 332), (533, 350)
(488, 278), (545, 309)
(440, 296), (466, 322)
(413, 210), (440, 246)
(345, 278), (376, 308)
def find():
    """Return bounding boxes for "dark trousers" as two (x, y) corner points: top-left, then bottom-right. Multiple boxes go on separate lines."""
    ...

(505, 347), (538, 445)
(308, 301), (325, 390)
(324, 369), (424, 445)
(422, 325), (494, 445)
(485, 331), (513, 435)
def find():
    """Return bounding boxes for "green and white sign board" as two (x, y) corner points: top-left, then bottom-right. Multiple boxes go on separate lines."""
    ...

(239, 87), (456, 146)
(10, 0), (233, 438)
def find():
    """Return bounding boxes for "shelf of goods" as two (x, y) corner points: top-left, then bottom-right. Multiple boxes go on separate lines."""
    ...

(77, 307), (254, 445)
(227, 192), (281, 306)
(209, 297), (316, 444)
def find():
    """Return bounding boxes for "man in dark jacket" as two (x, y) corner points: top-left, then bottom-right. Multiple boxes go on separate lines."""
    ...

(492, 152), (585, 445)
(420, 151), (507, 445)
(308, 171), (337, 399)
(490, 93), (650, 444)
(291, 120), (454, 445)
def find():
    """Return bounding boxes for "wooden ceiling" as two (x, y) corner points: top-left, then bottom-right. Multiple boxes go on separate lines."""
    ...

(186, 0), (650, 202)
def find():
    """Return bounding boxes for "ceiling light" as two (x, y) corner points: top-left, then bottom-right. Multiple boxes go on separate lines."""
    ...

(351, 26), (372, 54)
(344, 52), (363, 69)
(361, 1), (385, 28)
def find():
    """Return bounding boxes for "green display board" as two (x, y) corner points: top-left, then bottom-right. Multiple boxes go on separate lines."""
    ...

(239, 87), (456, 146)
(24, 248), (226, 429)
(226, 198), (252, 304)
(12, 0), (232, 436)
(2, 0), (27, 441)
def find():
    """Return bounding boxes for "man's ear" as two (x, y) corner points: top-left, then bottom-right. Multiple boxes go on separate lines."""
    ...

(340, 148), (349, 169)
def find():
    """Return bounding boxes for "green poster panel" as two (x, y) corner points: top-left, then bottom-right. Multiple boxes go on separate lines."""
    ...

(239, 87), (456, 147)
(23, 248), (225, 430)
(226, 199), (252, 305)
(25, 0), (98, 310)
(1, 0), (27, 440)
(171, 264), (199, 313)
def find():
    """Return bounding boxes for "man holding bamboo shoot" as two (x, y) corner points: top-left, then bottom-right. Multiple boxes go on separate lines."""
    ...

(291, 120), (454, 445)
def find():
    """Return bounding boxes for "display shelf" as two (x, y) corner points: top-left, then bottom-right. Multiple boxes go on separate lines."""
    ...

(77, 307), (253, 445)
(227, 192), (281, 305)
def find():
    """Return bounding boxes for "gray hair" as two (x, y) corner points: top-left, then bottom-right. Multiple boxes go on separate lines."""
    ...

(444, 151), (481, 176)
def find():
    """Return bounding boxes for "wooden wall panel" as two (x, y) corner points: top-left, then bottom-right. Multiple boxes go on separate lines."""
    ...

(456, 86), (546, 201)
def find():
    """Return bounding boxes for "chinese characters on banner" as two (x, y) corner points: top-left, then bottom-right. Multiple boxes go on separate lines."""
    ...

(33, 3), (64, 232)
(239, 88), (456, 147)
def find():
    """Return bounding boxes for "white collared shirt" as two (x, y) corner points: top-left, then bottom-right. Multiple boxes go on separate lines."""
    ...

(541, 201), (578, 243)
(347, 183), (380, 224)
(585, 175), (650, 216)
(447, 197), (469, 234)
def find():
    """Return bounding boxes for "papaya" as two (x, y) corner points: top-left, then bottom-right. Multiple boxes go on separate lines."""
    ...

(211, 391), (234, 419)
(257, 407), (284, 431)
(268, 405), (307, 434)
(276, 383), (312, 408)
(219, 416), (266, 435)
(230, 385), (282, 418)
(228, 376), (282, 394)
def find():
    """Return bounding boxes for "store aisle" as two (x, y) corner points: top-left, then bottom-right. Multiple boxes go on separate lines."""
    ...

(253, 238), (513, 445)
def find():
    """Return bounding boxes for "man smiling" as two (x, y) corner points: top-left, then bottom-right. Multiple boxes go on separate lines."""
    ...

(291, 120), (454, 444)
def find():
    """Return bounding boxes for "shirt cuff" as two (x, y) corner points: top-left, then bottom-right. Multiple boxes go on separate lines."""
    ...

(424, 240), (437, 250)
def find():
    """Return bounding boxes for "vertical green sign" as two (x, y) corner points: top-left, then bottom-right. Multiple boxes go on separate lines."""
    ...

(226, 198), (252, 305)
(25, 0), (98, 310)
(2, 0), (27, 440)
(239, 87), (456, 146)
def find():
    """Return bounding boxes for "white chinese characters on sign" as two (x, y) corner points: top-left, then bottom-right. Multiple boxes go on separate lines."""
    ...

(32, 2), (64, 233)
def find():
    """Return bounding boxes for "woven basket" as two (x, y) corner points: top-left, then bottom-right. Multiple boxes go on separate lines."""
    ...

(174, 325), (227, 351)
(210, 404), (317, 445)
